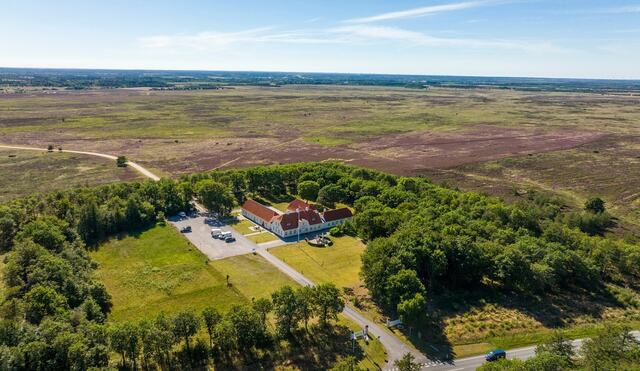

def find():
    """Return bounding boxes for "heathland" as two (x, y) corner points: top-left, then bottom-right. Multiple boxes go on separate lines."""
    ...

(1, 85), (638, 234)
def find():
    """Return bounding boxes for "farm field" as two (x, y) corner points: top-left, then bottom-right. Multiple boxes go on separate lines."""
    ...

(0, 147), (142, 202)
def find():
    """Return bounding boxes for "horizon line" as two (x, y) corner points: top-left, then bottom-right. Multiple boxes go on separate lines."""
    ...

(1, 65), (639, 82)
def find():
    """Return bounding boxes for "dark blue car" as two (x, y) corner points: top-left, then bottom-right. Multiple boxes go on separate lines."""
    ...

(485, 349), (506, 362)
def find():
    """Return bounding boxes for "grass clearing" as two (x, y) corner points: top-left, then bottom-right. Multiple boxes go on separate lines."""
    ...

(270, 236), (365, 289)
(91, 224), (295, 322)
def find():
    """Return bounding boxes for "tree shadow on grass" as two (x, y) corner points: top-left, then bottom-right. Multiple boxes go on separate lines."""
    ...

(370, 284), (630, 363)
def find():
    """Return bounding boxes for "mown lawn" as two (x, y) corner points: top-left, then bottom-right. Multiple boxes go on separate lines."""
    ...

(270, 236), (365, 289)
(247, 232), (279, 244)
(228, 218), (257, 235)
(92, 224), (295, 322)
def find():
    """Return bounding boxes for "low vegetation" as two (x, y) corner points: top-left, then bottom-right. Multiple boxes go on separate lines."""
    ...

(0, 149), (142, 202)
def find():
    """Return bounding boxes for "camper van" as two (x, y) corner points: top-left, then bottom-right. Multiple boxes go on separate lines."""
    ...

(218, 231), (232, 240)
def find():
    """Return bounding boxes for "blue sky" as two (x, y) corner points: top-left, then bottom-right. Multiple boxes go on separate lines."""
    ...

(1, 0), (639, 79)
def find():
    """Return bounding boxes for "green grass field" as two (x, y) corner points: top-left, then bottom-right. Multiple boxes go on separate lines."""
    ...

(247, 232), (279, 244)
(90, 224), (386, 368)
(270, 236), (365, 289)
(91, 224), (295, 322)
(228, 218), (257, 234)
(0, 148), (142, 202)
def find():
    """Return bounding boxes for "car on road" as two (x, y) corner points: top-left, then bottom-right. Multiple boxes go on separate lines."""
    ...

(225, 236), (236, 243)
(485, 349), (507, 362)
(180, 226), (192, 233)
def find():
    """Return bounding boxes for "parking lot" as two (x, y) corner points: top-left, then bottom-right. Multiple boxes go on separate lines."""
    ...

(168, 213), (258, 260)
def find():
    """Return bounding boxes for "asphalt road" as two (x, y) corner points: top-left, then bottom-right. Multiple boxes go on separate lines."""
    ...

(421, 331), (640, 371)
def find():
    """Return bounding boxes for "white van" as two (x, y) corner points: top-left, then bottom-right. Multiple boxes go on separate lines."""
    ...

(211, 228), (222, 238)
(218, 231), (232, 240)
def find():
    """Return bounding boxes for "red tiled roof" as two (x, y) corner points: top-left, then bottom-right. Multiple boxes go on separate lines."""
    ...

(287, 199), (316, 212)
(322, 208), (353, 222)
(299, 209), (322, 225)
(242, 199), (279, 222)
(278, 213), (299, 231)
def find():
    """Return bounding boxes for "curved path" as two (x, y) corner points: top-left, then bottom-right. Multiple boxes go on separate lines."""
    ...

(0, 144), (160, 181)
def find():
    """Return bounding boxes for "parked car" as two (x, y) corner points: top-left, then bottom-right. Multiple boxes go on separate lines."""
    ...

(178, 212), (187, 219)
(225, 236), (236, 243)
(211, 228), (222, 238)
(180, 226), (192, 233)
(485, 349), (506, 362)
(218, 231), (232, 240)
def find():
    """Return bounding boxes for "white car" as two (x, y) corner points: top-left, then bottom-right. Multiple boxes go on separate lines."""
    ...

(211, 228), (222, 238)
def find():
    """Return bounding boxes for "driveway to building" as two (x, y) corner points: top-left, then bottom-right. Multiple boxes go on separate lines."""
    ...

(168, 213), (259, 260)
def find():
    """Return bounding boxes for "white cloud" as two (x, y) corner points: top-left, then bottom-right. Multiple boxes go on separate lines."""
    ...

(344, 1), (494, 23)
(602, 5), (640, 13)
(139, 28), (273, 50)
(330, 25), (564, 53)
(139, 28), (347, 50)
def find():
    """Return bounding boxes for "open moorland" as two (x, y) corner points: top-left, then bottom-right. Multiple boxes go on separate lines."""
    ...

(1, 85), (639, 231)
(0, 147), (142, 202)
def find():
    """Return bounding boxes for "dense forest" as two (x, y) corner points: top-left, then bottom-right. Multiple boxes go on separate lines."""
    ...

(1, 162), (639, 369)
(3, 68), (640, 92)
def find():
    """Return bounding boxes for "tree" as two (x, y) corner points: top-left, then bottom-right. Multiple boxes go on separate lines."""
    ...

(0, 215), (15, 251)
(252, 297), (273, 328)
(394, 353), (421, 371)
(386, 269), (426, 309)
(535, 330), (574, 363)
(195, 179), (235, 216)
(77, 200), (100, 244)
(585, 197), (606, 214)
(313, 283), (344, 327)
(23, 284), (69, 324)
(172, 311), (200, 356)
(397, 293), (426, 327)
(109, 321), (140, 369)
(297, 180), (320, 202)
(202, 306), (221, 349)
(47, 144), (54, 152)
(227, 304), (267, 350)
(296, 286), (316, 332)
(271, 286), (300, 336)
(317, 184), (345, 208)
(581, 324), (640, 370)
(331, 356), (364, 371)
(16, 218), (67, 252)
(116, 156), (127, 167)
